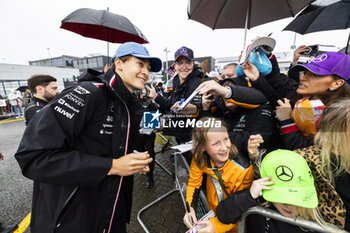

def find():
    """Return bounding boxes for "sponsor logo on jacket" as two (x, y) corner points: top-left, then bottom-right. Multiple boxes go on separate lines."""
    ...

(100, 106), (114, 135)
(58, 99), (80, 113)
(74, 86), (91, 95)
(54, 105), (75, 119)
(65, 93), (85, 107)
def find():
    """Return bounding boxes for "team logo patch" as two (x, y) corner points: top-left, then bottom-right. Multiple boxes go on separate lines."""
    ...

(74, 86), (91, 95)
(143, 110), (161, 129)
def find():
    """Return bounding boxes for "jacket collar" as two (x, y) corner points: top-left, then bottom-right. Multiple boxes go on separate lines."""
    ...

(206, 153), (228, 170)
(101, 69), (137, 106)
(32, 96), (48, 105)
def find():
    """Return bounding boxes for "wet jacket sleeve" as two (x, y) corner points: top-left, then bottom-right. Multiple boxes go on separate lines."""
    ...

(216, 189), (257, 224)
(251, 74), (284, 107)
(279, 118), (314, 150)
(225, 85), (267, 109)
(15, 85), (113, 187)
(260, 55), (299, 104)
(186, 78), (203, 110)
(186, 158), (204, 209)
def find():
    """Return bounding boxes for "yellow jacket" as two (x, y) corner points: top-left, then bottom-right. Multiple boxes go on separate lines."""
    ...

(186, 155), (254, 233)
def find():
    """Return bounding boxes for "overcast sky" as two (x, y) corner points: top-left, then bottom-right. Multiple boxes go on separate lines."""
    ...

(0, 0), (348, 65)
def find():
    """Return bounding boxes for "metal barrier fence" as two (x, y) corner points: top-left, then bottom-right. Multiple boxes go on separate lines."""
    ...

(237, 206), (348, 233)
(137, 151), (210, 233)
(175, 152), (210, 219)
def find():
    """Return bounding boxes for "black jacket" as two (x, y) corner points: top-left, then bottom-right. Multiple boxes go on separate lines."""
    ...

(199, 84), (275, 157)
(335, 172), (350, 231)
(155, 65), (203, 141)
(245, 214), (321, 233)
(278, 118), (314, 150)
(15, 69), (143, 233)
(24, 96), (48, 125)
(202, 104), (275, 157)
(216, 190), (322, 233)
(155, 65), (203, 113)
(236, 55), (299, 108)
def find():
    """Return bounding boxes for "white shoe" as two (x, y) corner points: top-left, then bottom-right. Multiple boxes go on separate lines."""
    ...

(15, 116), (19, 119)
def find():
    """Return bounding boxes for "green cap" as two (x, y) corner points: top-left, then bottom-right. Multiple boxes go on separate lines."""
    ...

(260, 149), (318, 208)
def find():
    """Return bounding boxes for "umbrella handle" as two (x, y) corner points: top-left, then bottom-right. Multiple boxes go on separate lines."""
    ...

(243, 0), (251, 51)
(345, 31), (350, 55)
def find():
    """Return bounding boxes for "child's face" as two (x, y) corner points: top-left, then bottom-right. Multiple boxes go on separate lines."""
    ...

(205, 127), (231, 168)
(272, 203), (293, 218)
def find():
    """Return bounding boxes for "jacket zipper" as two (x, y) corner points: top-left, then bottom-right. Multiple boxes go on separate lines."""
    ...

(104, 82), (131, 233)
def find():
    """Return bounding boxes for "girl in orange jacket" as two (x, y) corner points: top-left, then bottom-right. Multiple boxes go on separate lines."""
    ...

(183, 117), (255, 233)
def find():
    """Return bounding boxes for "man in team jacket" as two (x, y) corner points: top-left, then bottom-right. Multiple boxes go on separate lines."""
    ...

(15, 42), (162, 233)
(25, 74), (59, 125)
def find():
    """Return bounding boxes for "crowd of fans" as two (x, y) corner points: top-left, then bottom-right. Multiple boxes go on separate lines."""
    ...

(9, 39), (350, 233)
(141, 40), (350, 233)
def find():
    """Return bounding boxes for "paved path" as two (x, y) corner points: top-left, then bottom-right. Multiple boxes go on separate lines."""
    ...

(0, 118), (188, 233)
(128, 145), (188, 233)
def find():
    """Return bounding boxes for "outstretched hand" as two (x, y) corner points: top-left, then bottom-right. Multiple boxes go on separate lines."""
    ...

(147, 85), (157, 101)
(170, 102), (198, 115)
(183, 206), (198, 228)
(196, 220), (215, 233)
(202, 93), (214, 111)
(197, 80), (230, 97)
(108, 151), (152, 176)
(247, 134), (264, 160)
(243, 60), (260, 81)
(276, 98), (292, 121)
(292, 45), (309, 65)
(250, 176), (274, 199)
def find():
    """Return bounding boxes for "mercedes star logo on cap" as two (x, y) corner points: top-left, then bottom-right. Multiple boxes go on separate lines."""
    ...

(275, 165), (293, 182)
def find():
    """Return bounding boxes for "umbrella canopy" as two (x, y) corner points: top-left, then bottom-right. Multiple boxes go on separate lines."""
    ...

(60, 8), (149, 44)
(188, 0), (314, 49)
(283, 0), (350, 34)
(188, 0), (314, 29)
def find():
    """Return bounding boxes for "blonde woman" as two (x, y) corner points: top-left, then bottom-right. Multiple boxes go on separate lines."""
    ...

(301, 99), (350, 231)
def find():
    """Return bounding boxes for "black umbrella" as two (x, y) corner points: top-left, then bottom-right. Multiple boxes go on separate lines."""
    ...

(60, 8), (149, 58)
(188, 0), (315, 49)
(16, 86), (29, 92)
(283, 0), (350, 54)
